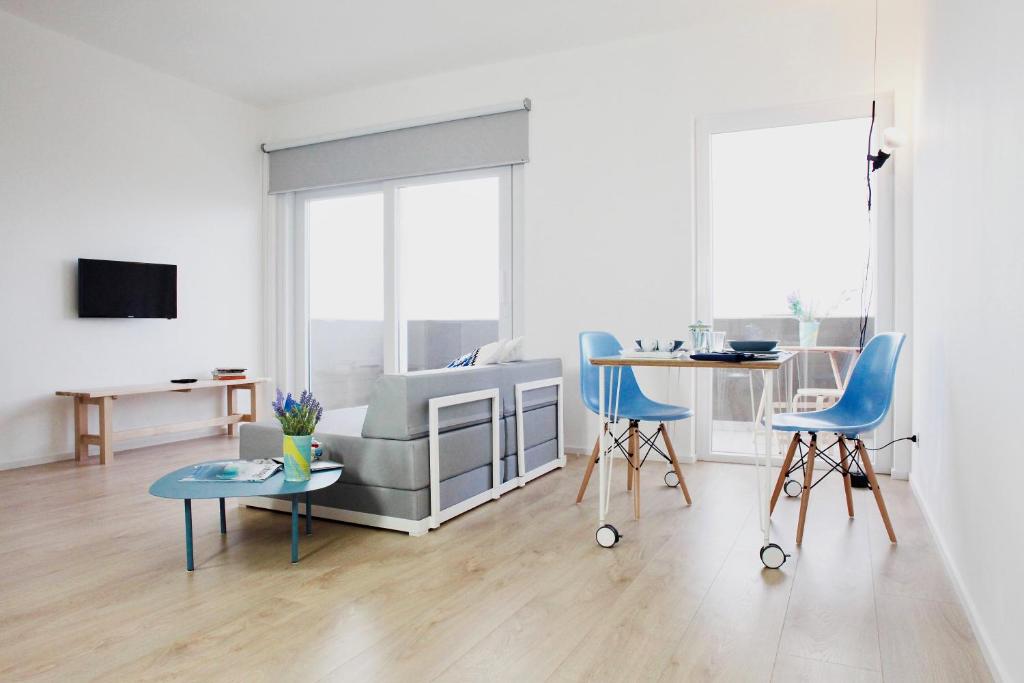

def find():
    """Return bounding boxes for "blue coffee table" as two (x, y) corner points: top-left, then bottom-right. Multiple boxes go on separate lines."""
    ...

(149, 461), (342, 571)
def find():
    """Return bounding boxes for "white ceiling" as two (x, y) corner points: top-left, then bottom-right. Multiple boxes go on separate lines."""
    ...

(1, 0), (792, 107)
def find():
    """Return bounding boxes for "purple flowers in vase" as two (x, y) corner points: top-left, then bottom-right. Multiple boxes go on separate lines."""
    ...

(271, 389), (324, 436)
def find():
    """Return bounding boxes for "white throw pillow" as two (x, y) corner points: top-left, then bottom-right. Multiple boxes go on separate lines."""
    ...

(498, 336), (525, 363)
(475, 339), (508, 366)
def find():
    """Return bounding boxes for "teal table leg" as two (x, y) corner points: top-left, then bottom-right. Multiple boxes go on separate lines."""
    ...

(291, 494), (299, 563)
(219, 498), (226, 534)
(184, 499), (194, 572)
(306, 492), (312, 535)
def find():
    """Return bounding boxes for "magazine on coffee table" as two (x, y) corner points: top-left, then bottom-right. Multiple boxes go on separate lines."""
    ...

(181, 459), (281, 482)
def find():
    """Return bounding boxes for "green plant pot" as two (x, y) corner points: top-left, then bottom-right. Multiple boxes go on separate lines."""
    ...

(282, 434), (313, 482)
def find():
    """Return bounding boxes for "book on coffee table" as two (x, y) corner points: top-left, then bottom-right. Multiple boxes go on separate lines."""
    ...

(180, 459), (281, 482)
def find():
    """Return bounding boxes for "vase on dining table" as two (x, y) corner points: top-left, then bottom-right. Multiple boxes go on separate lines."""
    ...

(799, 320), (820, 348)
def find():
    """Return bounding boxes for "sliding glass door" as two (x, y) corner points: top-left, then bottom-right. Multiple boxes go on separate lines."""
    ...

(297, 167), (512, 407)
(398, 174), (509, 371)
(306, 190), (385, 409)
(695, 99), (895, 465)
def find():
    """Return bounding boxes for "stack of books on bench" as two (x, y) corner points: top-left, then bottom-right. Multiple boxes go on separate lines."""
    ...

(212, 367), (247, 380)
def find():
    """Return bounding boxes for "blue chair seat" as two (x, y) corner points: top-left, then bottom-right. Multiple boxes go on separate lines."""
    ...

(770, 332), (906, 438)
(770, 406), (873, 437)
(614, 396), (693, 423)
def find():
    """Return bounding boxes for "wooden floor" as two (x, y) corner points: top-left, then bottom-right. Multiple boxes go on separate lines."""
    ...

(0, 437), (992, 682)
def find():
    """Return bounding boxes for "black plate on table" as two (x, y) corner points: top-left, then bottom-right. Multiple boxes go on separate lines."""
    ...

(171, 378), (198, 384)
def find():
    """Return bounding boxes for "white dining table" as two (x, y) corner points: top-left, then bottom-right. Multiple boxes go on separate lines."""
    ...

(589, 352), (798, 569)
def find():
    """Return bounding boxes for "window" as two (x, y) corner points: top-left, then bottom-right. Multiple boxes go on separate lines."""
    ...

(307, 191), (385, 410)
(297, 168), (513, 408)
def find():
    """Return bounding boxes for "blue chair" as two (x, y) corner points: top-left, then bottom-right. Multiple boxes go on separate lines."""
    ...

(770, 332), (906, 545)
(576, 331), (694, 517)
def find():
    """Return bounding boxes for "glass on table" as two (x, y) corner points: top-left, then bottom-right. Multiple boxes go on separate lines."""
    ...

(712, 331), (727, 352)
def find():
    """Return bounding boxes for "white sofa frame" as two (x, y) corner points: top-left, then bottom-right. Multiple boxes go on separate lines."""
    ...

(515, 377), (566, 485)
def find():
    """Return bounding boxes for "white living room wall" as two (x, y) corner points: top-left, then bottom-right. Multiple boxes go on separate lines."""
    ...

(266, 0), (921, 454)
(0, 10), (267, 469)
(911, 0), (1024, 679)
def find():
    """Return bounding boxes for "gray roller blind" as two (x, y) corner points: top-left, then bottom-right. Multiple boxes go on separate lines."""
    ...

(267, 109), (529, 194)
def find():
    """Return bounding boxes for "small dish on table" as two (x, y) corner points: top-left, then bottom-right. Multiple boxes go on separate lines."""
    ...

(728, 340), (779, 354)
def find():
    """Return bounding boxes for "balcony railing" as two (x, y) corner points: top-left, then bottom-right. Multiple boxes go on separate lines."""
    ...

(308, 319), (499, 409)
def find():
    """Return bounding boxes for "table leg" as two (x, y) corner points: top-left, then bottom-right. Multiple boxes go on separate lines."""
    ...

(761, 370), (775, 548)
(291, 494), (299, 563)
(305, 492), (312, 535)
(98, 396), (113, 464)
(219, 498), (226, 534)
(598, 366), (606, 524)
(756, 369), (788, 569)
(73, 397), (88, 462)
(226, 387), (236, 436)
(604, 368), (622, 518)
(184, 499), (194, 572)
(828, 351), (844, 390)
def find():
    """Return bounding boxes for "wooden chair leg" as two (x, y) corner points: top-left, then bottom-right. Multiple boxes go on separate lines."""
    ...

(575, 434), (602, 504)
(771, 433), (801, 515)
(626, 424), (634, 492)
(626, 428), (634, 518)
(659, 423), (691, 505)
(796, 434), (817, 545)
(857, 440), (897, 543)
(837, 437), (855, 518)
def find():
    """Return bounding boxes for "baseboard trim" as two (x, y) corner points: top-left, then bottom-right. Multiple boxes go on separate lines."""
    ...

(909, 477), (1006, 682)
(2, 429), (228, 471)
(0, 451), (74, 471)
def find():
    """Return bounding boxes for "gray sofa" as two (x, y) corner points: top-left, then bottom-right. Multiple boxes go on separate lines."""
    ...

(239, 359), (563, 535)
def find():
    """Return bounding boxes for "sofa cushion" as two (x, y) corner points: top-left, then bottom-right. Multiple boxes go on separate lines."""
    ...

(361, 364), (504, 440)
(502, 403), (558, 456)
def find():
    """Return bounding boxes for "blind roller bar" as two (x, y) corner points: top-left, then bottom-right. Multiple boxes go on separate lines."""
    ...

(261, 98), (531, 153)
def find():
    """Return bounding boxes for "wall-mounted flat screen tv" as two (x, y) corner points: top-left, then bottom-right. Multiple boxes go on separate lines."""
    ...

(77, 258), (177, 319)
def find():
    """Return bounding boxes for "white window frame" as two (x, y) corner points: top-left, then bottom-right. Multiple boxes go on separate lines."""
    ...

(292, 165), (517, 388)
(693, 95), (897, 469)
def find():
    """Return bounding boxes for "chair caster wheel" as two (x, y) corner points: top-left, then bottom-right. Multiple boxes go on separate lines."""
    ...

(760, 543), (789, 569)
(784, 479), (802, 498)
(596, 524), (621, 548)
(664, 470), (680, 488)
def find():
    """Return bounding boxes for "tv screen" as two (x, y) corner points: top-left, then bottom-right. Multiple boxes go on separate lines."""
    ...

(78, 258), (177, 319)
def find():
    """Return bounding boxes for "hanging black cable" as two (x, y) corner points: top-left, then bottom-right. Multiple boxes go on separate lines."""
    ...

(859, 0), (881, 350)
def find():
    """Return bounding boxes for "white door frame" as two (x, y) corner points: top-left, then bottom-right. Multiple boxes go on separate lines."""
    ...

(693, 95), (898, 470)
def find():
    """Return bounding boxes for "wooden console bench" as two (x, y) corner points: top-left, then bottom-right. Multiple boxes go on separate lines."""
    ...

(56, 378), (268, 464)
